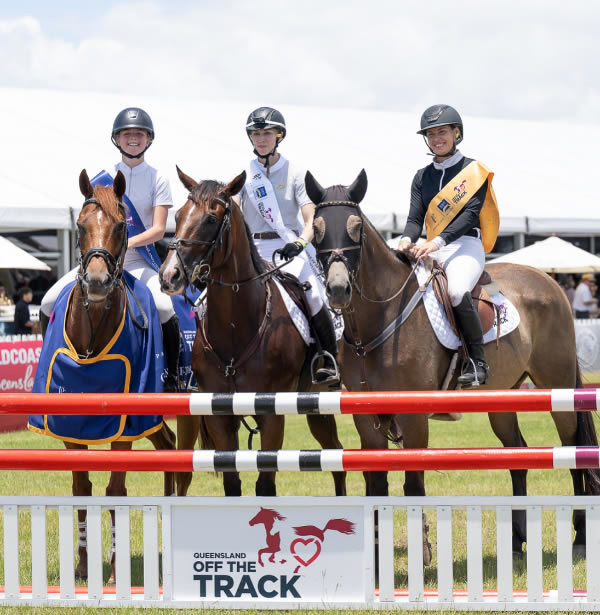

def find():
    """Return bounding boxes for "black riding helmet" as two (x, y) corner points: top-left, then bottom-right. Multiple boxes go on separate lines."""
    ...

(111, 107), (154, 159)
(246, 107), (287, 168)
(417, 104), (463, 155)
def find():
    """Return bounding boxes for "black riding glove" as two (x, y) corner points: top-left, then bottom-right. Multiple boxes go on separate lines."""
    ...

(280, 240), (304, 261)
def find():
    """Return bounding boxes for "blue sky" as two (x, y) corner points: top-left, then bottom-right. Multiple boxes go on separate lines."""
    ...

(1, 1), (598, 123)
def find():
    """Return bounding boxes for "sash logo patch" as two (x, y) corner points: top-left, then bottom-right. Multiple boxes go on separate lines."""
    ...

(257, 202), (274, 223)
(437, 199), (450, 213)
(255, 186), (267, 199)
(452, 180), (467, 204)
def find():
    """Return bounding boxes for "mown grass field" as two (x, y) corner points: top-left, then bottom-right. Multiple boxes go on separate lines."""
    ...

(0, 409), (597, 615)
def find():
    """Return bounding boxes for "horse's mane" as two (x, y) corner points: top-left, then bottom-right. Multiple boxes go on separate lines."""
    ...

(88, 185), (125, 221)
(191, 180), (267, 276)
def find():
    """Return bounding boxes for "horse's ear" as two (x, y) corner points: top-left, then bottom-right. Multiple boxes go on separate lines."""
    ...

(222, 171), (247, 199)
(348, 169), (368, 204)
(113, 170), (126, 201)
(176, 165), (198, 192)
(79, 169), (94, 199)
(305, 170), (326, 205)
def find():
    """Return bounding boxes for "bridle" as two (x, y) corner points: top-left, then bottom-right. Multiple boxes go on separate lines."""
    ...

(75, 195), (129, 358)
(167, 194), (233, 292)
(76, 197), (128, 304)
(314, 200), (363, 280)
(168, 194), (294, 294)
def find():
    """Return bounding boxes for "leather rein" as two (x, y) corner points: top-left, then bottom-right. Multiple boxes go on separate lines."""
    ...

(315, 199), (430, 390)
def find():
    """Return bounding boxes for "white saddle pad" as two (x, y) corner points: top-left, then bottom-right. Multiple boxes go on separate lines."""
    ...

(415, 262), (520, 350)
(195, 282), (343, 348)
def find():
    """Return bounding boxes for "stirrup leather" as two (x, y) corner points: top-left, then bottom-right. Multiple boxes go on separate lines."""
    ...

(310, 350), (340, 385)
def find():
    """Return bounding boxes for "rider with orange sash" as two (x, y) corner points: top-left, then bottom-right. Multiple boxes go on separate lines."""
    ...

(397, 104), (499, 386)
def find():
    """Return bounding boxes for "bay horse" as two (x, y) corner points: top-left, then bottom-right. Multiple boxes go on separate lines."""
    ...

(306, 168), (600, 559)
(34, 170), (176, 583)
(159, 168), (346, 497)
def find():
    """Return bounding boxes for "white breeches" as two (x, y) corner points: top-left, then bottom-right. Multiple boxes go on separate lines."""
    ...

(433, 236), (485, 307)
(41, 260), (175, 324)
(255, 238), (324, 316)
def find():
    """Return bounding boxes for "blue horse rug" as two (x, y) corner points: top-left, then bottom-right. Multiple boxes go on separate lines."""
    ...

(28, 271), (165, 444)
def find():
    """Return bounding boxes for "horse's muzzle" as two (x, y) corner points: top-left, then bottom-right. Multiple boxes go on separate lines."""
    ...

(325, 261), (352, 309)
(159, 263), (185, 295)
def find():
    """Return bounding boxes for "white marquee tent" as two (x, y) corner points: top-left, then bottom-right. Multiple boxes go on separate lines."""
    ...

(1, 86), (598, 243)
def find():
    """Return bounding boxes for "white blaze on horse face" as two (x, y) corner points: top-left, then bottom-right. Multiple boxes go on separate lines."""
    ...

(326, 260), (352, 309)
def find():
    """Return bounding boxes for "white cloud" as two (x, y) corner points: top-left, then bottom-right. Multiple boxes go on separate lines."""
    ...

(0, 0), (598, 122)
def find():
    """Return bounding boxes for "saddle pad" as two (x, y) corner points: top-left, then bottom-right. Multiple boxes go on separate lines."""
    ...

(415, 262), (520, 350)
(28, 271), (164, 444)
(195, 282), (344, 348)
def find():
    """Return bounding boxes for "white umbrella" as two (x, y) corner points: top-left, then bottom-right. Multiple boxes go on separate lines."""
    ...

(0, 235), (51, 271)
(488, 236), (600, 273)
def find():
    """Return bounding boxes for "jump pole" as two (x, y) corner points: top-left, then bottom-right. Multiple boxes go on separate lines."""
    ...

(0, 446), (598, 472)
(0, 388), (598, 415)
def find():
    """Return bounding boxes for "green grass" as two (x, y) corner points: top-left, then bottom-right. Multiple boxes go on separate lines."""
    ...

(0, 411), (597, 614)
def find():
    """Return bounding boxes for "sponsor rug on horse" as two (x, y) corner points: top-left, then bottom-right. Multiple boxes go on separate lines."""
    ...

(28, 271), (164, 444)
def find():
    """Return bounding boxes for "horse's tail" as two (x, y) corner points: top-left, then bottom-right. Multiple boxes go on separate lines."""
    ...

(323, 518), (355, 535)
(575, 363), (600, 494)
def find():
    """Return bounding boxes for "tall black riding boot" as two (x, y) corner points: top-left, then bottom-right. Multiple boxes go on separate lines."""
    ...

(161, 315), (181, 393)
(309, 306), (340, 386)
(453, 292), (489, 387)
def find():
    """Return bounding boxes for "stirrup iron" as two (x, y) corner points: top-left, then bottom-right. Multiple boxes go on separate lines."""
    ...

(310, 350), (340, 386)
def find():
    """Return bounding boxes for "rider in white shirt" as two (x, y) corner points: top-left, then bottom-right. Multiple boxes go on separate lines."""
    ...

(237, 106), (339, 385)
(40, 107), (181, 391)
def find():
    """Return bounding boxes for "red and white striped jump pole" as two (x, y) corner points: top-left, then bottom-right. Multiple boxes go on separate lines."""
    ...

(0, 447), (597, 472)
(0, 389), (599, 416)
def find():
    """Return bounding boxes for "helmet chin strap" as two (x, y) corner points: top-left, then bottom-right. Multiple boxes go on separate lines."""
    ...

(254, 143), (279, 177)
(111, 136), (153, 160)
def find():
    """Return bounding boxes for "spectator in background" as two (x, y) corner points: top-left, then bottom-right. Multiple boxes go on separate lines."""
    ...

(572, 273), (598, 319)
(0, 285), (13, 305)
(14, 287), (34, 334)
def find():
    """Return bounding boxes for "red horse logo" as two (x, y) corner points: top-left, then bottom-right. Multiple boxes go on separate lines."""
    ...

(249, 507), (355, 572)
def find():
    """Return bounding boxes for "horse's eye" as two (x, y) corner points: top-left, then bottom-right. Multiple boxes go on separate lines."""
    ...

(206, 215), (218, 225)
(77, 223), (86, 236)
(313, 217), (326, 244)
(115, 222), (126, 235)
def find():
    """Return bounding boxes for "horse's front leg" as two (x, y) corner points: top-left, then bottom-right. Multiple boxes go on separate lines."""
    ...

(106, 440), (132, 585)
(205, 416), (242, 496)
(64, 441), (91, 580)
(175, 416), (201, 496)
(147, 420), (177, 496)
(306, 414), (347, 495)
(254, 415), (285, 497)
(353, 415), (389, 496)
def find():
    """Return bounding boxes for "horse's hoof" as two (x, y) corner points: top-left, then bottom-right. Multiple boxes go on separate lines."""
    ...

(74, 570), (88, 581)
(573, 544), (586, 559)
(428, 412), (462, 422)
(512, 550), (525, 561)
(107, 574), (116, 586)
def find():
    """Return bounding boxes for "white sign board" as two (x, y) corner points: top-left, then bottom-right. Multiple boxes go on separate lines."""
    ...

(171, 500), (370, 605)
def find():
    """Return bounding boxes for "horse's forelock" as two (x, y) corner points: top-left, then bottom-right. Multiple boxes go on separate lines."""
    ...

(322, 185), (352, 203)
(190, 179), (226, 202)
(87, 185), (125, 221)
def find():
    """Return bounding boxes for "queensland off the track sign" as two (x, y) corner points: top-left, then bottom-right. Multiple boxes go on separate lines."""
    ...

(170, 499), (370, 605)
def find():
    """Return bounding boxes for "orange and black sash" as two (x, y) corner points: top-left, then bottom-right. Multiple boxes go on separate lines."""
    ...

(425, 160), (499, 253)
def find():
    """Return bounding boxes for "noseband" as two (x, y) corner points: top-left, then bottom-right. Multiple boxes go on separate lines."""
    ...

(167, 194), (232, 289)
(77, 197), (128, 304)
(314, 200), (363, 276)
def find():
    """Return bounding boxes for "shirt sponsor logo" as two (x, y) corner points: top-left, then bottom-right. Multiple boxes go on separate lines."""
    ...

(437, 199), (450, 213)
(452, 179), (468, 204)
(255, 186), (267, 199)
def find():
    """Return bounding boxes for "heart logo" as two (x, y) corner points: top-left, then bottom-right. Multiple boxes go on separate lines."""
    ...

(290, 538), (321, 567)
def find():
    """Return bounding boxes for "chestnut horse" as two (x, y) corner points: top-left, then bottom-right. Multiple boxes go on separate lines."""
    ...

(159, 168), (346, 497)
(47, 171), (175, 582)
(306, 168), (600, 559)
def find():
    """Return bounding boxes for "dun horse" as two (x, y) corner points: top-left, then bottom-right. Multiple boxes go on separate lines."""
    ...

(30, 170), (176, 583)
(306, 168), (600, 559)
(159, 168), (346, 497)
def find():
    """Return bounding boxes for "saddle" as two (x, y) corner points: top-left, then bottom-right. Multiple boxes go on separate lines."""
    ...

(429, 261), (501, 344)
(272, 268), (313, 324)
